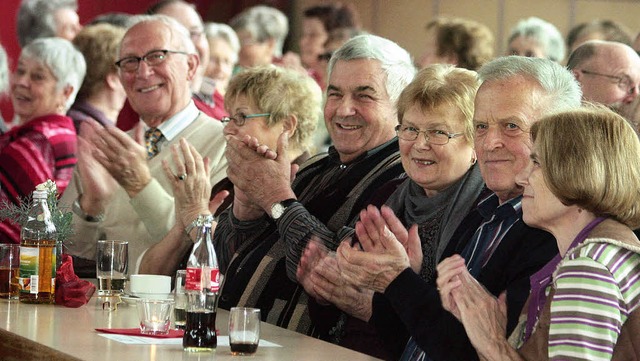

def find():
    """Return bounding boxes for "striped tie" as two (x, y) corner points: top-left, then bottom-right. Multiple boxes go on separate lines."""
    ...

(144, 128), (163, 159)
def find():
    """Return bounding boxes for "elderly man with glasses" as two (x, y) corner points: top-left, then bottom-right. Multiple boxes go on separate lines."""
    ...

(568, 40), (640, 111)
(60, 15), (227, 271)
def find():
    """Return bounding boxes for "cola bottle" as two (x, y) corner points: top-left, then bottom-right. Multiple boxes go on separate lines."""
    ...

(183, 215), (219, 352)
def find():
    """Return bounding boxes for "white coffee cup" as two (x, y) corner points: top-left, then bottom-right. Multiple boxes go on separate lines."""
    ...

(129, 274), (171, 299)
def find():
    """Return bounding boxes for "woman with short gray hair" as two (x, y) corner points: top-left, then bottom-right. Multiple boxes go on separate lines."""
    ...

(201, 22), (239, 112)
(203, 23), (239, 91)
(507, 17), (565, 63)
(230, 5), (289, 69)
(17, 0), (82, 47)
(0, 37), (86, 243)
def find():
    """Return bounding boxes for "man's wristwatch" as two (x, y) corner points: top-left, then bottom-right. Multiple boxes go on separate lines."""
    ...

(73, 197), (105, 222)
(269, 199), (298, 220)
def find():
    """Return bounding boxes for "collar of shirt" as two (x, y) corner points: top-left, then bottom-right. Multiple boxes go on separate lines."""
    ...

(477, 192), (522, 221)
(145, 100), (200, 143)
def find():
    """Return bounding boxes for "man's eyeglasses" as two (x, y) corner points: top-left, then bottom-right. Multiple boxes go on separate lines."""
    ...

(115, 49), (189, 72)
(580, 69), (638, 94)
(395, 124), (463, 145)
(221, 113), (271, 126)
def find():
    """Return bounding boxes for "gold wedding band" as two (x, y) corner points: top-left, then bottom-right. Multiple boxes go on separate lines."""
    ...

(178, 174), (187, 180)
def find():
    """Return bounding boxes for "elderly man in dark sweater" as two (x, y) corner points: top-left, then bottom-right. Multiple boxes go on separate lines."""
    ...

(212, 34), (415, 355)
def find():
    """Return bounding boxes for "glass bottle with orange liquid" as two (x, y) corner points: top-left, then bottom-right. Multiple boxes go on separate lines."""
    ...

(19, 189), (56, 304)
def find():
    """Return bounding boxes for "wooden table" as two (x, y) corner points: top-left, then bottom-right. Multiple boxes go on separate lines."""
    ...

(0, 297), (381, 361)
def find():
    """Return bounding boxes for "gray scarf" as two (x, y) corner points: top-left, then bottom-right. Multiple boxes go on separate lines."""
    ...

(386, 163), (484, 261)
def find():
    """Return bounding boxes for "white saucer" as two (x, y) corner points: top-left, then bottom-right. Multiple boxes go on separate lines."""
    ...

(120, 293), (173, 305)
(120, 294), (139, 305)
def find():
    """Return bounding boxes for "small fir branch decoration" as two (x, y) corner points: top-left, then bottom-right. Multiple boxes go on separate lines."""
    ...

(0, 180), (74, 244)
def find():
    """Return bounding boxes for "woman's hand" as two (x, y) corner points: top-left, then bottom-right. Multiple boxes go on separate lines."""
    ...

(335, 205), (421, 293)
(162, 138), (213, 228)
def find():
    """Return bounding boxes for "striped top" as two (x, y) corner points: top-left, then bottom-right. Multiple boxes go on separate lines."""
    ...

(0, 114), (77, 243)
(548, 241), (640, 360)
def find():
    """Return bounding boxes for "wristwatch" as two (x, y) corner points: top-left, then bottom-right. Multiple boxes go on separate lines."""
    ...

(269, 199), (298, 220)
(73, 197), (105, 222)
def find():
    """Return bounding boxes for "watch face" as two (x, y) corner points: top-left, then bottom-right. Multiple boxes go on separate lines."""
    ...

(271, 203), (285, 219)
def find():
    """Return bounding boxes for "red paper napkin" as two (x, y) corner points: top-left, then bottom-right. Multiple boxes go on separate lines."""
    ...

(56, 254), (96, 307)
(95, 328), (184, 338)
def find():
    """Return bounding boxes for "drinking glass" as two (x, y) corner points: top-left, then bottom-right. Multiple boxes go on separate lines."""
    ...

(137, 299), (173, 335)
(0, 244), (19, 299)
(174, 270), (187, 329)
(96, 240), (128, 295)
(228, 307), (261, 356)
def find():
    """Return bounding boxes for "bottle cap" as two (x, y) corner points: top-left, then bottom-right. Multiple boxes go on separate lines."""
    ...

(32, 190), (47, 199)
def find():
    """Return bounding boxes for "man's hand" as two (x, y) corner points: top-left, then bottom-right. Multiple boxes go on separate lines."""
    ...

(296, 239), (374, 321)
(92, 123), (152, 198)
(76, 121), (118, 216)
(310, 253), (374, 321)
(449, 265), (512, 360)
(297, 240), (330, 304)
(225, 132), (296, 213)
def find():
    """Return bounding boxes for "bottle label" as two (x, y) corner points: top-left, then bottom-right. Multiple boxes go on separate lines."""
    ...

(186, 267), (220, 292)
(18, 247), (38, 294)
(185, 267), (202, 291)
(30, 275), (38, 294)
(210, 269), (220, 292)
(18, 244), (56, 295)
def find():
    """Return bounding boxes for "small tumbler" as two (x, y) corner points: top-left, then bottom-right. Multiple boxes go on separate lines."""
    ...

(137, 299), (174, 335)
(228, 307), (261, 356)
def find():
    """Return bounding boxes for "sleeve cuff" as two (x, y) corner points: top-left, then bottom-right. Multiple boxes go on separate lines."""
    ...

(130, 178), (174, 240)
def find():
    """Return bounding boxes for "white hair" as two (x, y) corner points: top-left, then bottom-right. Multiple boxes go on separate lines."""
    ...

(328, 34), (416, 104)
(204, 22), (240, 64)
